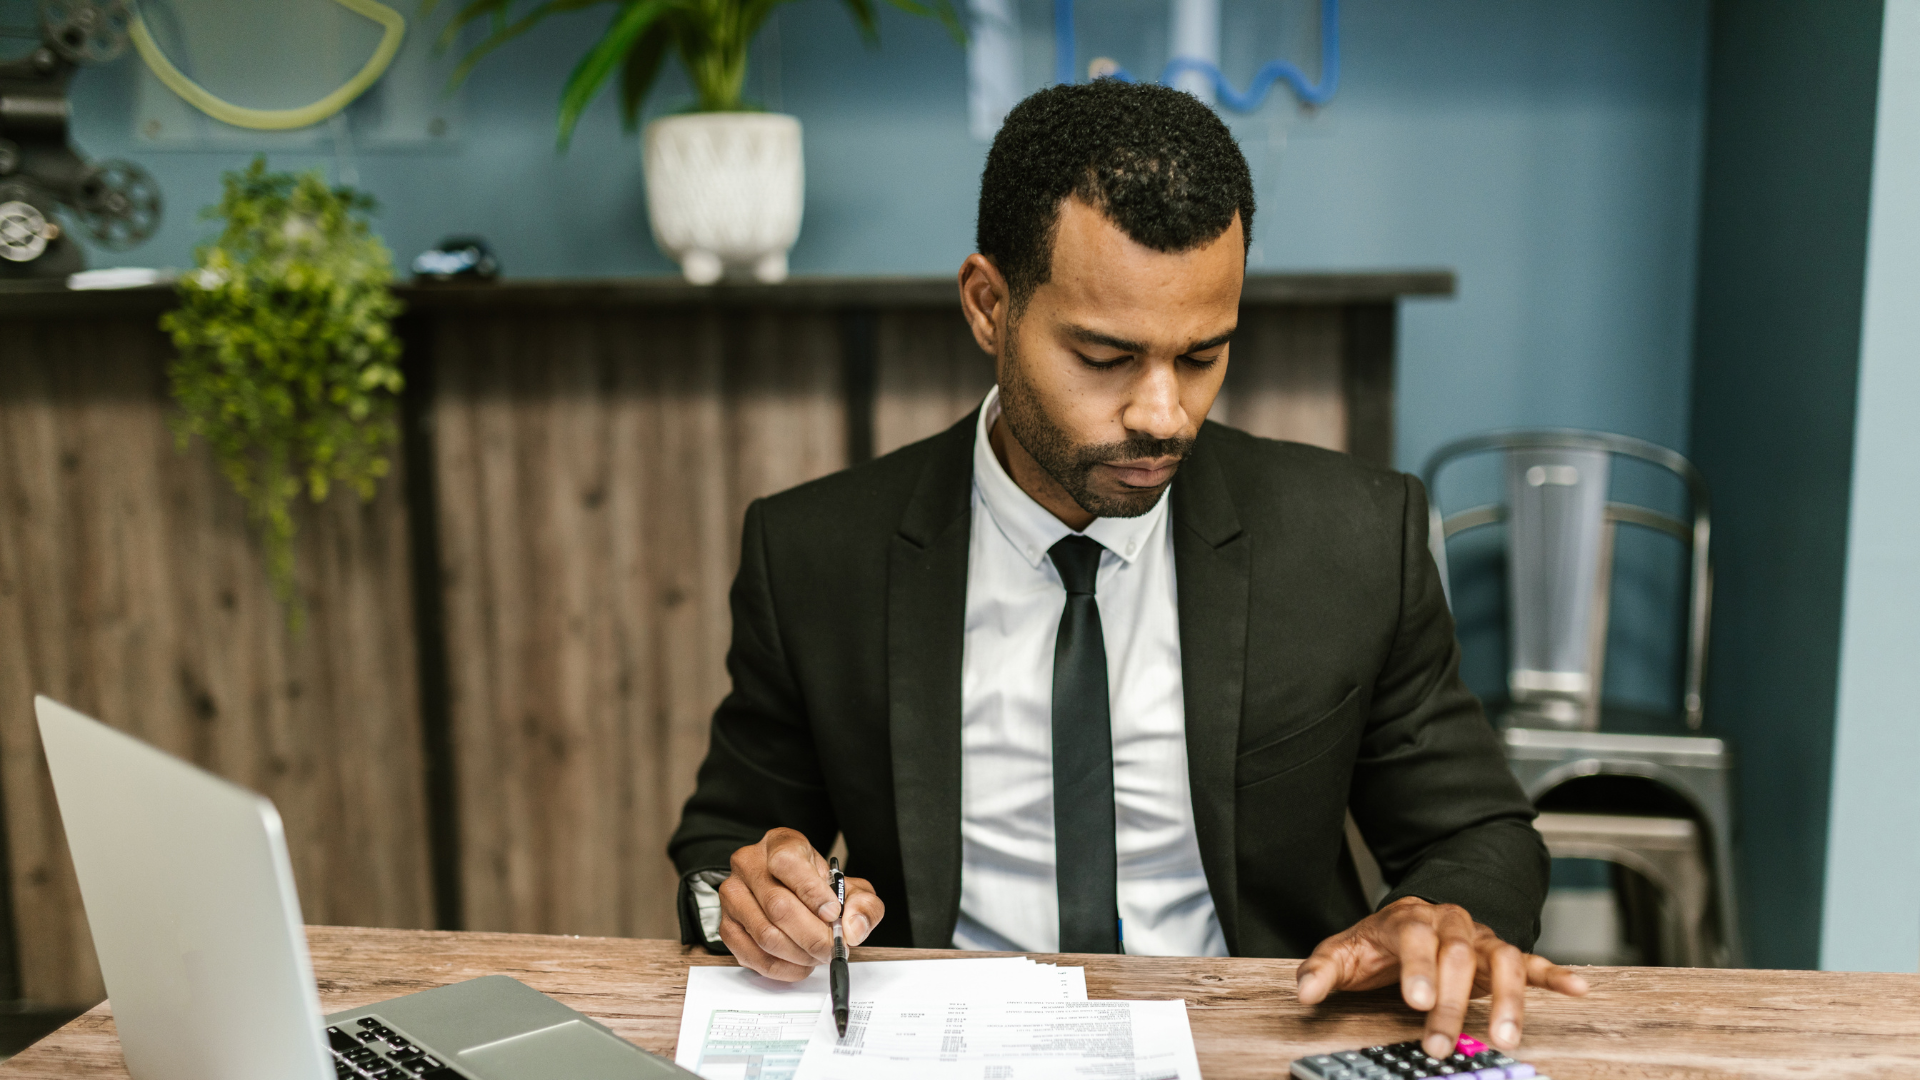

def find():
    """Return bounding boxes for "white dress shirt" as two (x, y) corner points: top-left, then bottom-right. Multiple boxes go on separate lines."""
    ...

(952, 387), (1227, 957)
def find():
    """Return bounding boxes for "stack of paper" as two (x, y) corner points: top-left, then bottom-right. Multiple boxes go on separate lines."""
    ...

(793, 998), (1202, 1080)
(675, 957), (1086, 1080)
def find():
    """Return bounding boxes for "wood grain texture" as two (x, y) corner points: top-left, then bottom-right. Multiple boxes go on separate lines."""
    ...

(0, 286), (1404, 1009)
(429, 308), (846, 941)
(0, 320), (433, 1006)
(1215, 303), (1349, 453)
(872, 302), (1367, 457)
(5, 925), (1916, 1079)
(873, 308), (995, 457)
(0, 272), (1456, 320)
(1342, 304), (1398, 466)
(432, 294), (1384, 944)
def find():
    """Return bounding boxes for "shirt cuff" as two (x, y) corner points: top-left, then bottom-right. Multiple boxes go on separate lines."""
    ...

(688, 869), (730, 947)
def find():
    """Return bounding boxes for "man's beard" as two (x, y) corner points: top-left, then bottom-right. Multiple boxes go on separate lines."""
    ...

(997, 335), (1195, 520)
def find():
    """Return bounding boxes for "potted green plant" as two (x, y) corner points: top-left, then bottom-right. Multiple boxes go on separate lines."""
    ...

(163, 157), (404, 627)
(430, 0), (964, 283)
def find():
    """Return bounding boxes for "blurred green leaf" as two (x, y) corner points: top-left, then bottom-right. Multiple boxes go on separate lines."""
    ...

(442, 0), (617, 85)
(619, 20), (676, 130)
(558, 0), (680, 147)
(428, 0), (964, 140)
(837, 0), (879, 45)
(879, 0), (965, 44)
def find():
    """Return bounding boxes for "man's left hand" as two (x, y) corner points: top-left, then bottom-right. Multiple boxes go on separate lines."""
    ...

(1295, 896), (1589, 1059)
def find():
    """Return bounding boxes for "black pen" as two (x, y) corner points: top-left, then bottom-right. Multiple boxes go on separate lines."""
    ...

(829, 857), (850, 1036)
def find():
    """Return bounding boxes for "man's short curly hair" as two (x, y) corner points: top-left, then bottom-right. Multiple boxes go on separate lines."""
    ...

(977, 80), (1255, 308)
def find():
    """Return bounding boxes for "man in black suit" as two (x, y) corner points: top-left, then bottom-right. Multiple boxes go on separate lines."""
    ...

(670, 81), (1586, 1058)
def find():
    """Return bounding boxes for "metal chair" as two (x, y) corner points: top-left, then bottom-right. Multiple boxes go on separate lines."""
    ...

(1423, 430), (1741, 965)
(1532, 811), (1710, 965)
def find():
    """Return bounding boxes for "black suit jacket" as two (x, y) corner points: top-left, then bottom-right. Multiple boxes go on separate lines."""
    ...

(669, 413), (1547, 956)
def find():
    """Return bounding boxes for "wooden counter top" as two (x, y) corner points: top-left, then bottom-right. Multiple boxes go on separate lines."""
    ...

(0, 271), (1421, 1008)
(0, 270), (1455, 318)
(4, 925), (1916, 1079)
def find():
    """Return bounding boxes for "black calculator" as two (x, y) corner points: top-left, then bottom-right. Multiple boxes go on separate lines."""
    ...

(1290, 1035), (1545, 1080)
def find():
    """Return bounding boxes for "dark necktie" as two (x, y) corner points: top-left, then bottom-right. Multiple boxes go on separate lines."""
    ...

(1048, 534), (1120, 954)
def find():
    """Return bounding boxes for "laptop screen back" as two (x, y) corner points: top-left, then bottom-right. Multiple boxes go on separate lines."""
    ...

(35, 695), (332, 1080)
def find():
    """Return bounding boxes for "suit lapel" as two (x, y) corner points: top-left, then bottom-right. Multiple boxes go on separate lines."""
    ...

(887, 412), (978, 948)
(1171, 423), (1250, 953)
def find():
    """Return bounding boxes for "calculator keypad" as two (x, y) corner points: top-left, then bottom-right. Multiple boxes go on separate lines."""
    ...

(1289, 1037), (1543, 1080)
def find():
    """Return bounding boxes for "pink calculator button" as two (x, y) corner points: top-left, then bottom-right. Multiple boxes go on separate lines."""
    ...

(1456, 1036), (1486, 1056)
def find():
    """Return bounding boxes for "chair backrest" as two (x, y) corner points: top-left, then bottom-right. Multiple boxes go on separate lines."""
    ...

(1423, 430), (1712, 730)
(1505, 446), (1613, 723)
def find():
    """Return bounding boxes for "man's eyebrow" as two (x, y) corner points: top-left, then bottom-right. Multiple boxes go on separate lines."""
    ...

(1184, 328), (1237, 354)
(1063, 324), (1151, 354)
(1061, 325), (1238, 355)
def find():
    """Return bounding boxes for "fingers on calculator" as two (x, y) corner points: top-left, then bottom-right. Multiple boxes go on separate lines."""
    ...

(1290, 1035), (1546, 1080)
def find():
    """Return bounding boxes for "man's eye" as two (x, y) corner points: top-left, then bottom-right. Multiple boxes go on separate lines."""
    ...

(1078, 352), (1128, 369)
(1182, 353), (1222, 368)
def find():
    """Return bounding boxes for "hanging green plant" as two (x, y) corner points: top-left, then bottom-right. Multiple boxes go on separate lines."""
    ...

(162, 157), (404, 628)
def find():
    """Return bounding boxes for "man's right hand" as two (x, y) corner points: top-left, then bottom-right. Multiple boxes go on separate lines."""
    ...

(718, 828), (886, 981)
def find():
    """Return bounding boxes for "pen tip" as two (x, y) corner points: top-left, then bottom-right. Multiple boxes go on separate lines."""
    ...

(835, 1012), (848, 1037)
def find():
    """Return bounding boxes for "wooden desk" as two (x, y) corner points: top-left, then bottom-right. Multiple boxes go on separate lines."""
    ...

(3, 926), (1916, 1079)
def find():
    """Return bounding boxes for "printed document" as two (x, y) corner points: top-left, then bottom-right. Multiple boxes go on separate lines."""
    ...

(792, 998), (1202, 1080)
(676, 958), (1086, 1080)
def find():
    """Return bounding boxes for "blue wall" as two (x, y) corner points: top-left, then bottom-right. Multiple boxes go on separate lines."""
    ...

(1688, 0), (1885, 971)
(1822, 0), (1920, 973)
(82, 0), (1909, 968)
(65, 0), (1713, 709)
(61, 0), (1745, 907)
(70, 1), (1710, 463)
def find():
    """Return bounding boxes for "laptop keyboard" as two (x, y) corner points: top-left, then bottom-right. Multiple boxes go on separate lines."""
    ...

(327, 1016), (464, 1080)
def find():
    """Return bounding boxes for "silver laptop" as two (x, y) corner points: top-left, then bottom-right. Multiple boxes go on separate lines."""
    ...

(35, 695), (697, 1080)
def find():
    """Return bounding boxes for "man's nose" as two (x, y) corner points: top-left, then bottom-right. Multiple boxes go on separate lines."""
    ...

(1121, 359), (1188, 441)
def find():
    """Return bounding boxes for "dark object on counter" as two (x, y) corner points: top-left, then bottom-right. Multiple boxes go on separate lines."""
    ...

(0, 0), (163, 277)
(412, 237), (500, 282)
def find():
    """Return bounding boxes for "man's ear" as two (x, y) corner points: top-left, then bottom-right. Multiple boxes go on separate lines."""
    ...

(957, 254), (1008, 359)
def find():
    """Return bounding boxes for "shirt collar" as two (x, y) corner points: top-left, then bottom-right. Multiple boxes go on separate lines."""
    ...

(971, 386), (1169, 571)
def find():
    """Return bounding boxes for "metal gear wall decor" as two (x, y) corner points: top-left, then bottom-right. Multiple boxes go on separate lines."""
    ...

(0, 0), (163, 276)
(0, 199), (55, 262)
(74, 159), (161, 249)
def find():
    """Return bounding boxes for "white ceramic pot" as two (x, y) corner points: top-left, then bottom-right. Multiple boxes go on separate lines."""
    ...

(642, 112), (804, 285)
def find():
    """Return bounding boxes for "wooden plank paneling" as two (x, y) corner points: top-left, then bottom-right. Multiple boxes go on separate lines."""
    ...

(1342, 303), (1398, 466)
(872, 303), (1359, 457)
(0, 280), (1411, 1004)
(1218, 304), (1349, 452)
(873, 310), (995, 457)
(0, 318), (433, 1005)
(433, 308), (847, 939)
(435, 298), (1366, 941)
